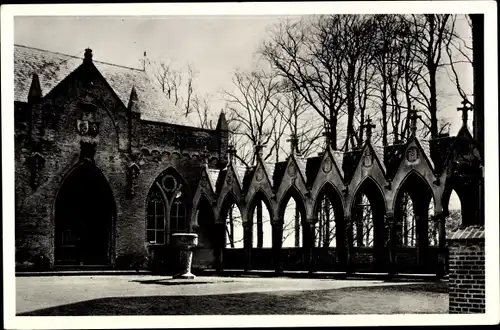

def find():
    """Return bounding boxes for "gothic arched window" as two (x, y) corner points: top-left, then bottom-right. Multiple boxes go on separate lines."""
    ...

(146, 185), (166, 244)
(170, 193), (187, 234)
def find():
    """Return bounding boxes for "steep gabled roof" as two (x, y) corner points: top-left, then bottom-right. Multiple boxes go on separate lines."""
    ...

(295, 156), (308, 184)
(14, 44), (196, 126)
(372, 145), (386, 173)
(263, 162), (276, 188)
(444, 126), (481, 164)
(242, 166), (255, 191)
(342, 149), (363, 183)
(305, 155), (322, 187)
(384, 143), (406, 179)
(233, 164), (248, 189)
(272, 161), (288, 190)
(207, 168), (221, 193)
(215, 168), (228, 194)
(331, 150), (345, 178)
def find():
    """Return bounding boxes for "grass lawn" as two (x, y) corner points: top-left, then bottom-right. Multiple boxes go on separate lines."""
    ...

(18, 281), (448, 315)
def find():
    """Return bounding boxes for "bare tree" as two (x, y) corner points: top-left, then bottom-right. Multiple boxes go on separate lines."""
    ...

(223, 69), (286, 166)
(193, 94), (214, 129)
(275, 86), (324, 158)
(408, 14), (453, 138)
(148, 60), (203, 119)
(261, 16), (348, 150)
(223, 68), (289, 248)
(445, 15), (474, 104)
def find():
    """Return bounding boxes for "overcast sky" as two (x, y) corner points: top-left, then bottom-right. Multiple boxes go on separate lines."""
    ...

(14, 15), (473, 136)
(14, 16), (296, 121)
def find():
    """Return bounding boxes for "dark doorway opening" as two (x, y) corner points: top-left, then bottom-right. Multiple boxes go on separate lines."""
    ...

(55, 161), (115, 266)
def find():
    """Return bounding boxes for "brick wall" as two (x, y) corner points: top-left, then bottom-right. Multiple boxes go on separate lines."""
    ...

(447, 226), (485, 314)
(15, 59), (226, 270)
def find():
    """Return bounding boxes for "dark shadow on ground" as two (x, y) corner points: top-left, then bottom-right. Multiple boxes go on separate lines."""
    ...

(129, 278), (235, 286)
(18, 282), (448, 316)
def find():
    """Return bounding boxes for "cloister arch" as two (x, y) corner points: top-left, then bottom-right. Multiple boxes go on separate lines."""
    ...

(247, 190), (274, 248)
(195, 195), (216, 249)
(311, 181), (346, 270)
(393, 171), (436, 271)
(218, 192), (245, 269)
(312, 182), (345, 248)
(349, 176), (388, 271)
(444, 189), (463, 231)
(442, 180), (471, 226)
(278, 185), (307, 248)
(219, 192), (244, 249)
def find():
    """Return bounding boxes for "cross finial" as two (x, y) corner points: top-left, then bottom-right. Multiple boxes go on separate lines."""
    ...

(457, 98), (473, 128)
(409, 106), (421, 138)
(84, 48), (93, 63)
(286, 132), (300, 156)
(323, 124), (334, 146)
(201, 146), (210, 167)
(254, 140), (266, 160)
(362, 116), (376, 143)
(227, 144), (236, 163)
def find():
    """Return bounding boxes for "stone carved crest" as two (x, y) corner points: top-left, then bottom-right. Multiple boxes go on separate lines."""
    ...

(406, 146), (420, 163)
(256, 167), (264, 182)
(287, 162), (297, 177)
(322, 157), (332, 173)
(26, 152), (45, 189)
(76, 104), (99, 137)
(362, 149), (373, 168)
(77, 119), (89, 135)
(200, 174), (208, 188)
(226, 171), (233, 185)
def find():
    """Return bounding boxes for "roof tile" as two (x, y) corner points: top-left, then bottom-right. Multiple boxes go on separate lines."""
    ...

(14, 44), (198, 127)
(447, 225), (485, 241)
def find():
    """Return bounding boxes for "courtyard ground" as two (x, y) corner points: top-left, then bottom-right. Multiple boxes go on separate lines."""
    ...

(16, 275), (448, 315)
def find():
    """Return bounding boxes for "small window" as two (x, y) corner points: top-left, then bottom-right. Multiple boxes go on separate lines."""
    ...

(146, 186), (166, 244)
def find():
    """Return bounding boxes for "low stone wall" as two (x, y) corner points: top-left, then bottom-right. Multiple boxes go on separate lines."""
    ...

(447, 226), (485, 314)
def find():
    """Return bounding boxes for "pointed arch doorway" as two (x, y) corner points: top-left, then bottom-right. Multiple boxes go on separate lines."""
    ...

(54, 161), (116, 266)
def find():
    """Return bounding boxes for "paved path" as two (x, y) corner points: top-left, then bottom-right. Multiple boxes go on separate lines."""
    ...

(16, 275), (447, 315)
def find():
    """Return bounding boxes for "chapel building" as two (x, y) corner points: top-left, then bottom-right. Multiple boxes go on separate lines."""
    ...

(14, 45), (483, 275)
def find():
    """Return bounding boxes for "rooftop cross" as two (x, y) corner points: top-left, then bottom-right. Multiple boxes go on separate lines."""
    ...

(201, 146), (210, 167)
(457, 98), (473, 128)
(409, 106), (422, 138)
(227, 144), (237, 163)
(286, 133), (300, 156)
(254, 140), (266, 160)
(323, 125), (334, 146)
(84, 48), (93, 63)
(362, 116), (376, 143)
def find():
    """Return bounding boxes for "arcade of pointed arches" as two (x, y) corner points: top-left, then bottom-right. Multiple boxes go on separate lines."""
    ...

(139, 128), (479, 275)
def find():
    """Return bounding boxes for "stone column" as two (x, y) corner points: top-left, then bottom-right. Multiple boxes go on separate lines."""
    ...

(344, 216), (353, 274)
(436, 212), (447, 278)
(171, 233), (198, 279)
(385, 213), (397, 276)
(415, 204), (429, 269)
(272, 221), (283, 273)
(243, 221), (252, 271)
(213, 223), (225, 272)
(304, 220), (316, 273)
